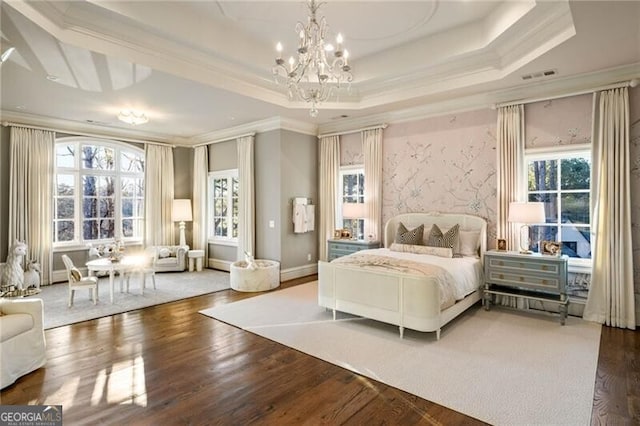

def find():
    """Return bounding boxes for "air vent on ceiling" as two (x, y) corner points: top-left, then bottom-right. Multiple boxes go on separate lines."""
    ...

(86, 119), (110, 125)
(330, 114), (349, 120)
(521, 69), (557, 81)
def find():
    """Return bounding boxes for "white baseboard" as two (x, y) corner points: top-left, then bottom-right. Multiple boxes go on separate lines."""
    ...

(280, 263), (318, 282)
(209, 258), (232, 272)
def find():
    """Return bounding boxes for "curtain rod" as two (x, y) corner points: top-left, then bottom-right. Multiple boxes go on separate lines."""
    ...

(2, 121), (176, 147)
(494, 79), (638, 109)
(318, 123), (388, 139)
(192, 132), (256, 148)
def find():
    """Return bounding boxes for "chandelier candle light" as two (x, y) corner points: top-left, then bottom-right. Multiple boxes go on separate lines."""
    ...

(273, 0), (353, 117)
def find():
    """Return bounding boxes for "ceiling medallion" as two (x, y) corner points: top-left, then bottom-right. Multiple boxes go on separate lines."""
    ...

(117, 109), (149, 125)
(272, 0), (353, 118)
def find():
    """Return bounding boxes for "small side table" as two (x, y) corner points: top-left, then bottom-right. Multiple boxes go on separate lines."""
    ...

(187, 250), (205, 272)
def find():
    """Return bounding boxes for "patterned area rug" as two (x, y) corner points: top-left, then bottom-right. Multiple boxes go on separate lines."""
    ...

(201, 281), (602, 425)
(35, 269), (230, 329)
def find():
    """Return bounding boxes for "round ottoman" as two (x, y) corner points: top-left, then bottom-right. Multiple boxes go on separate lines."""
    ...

(230, 259), (280, 292)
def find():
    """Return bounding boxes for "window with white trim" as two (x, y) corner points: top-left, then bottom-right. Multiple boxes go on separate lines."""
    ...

(526, 149), (591, 261)
(53, 138), (144, 246)
(338, 166), (365, 239)
(208, 169), (239, 245)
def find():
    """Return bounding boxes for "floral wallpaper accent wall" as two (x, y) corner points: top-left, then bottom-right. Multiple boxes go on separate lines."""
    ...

(629, 86), (640, 312)
(525, 94), (592, 148)
(339, 133), (363, 166)
(382, 109), (498, 242)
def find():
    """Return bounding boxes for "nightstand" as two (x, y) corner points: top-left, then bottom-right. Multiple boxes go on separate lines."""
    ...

(484, 250), (569, 324)
(328, 239), (381, 261)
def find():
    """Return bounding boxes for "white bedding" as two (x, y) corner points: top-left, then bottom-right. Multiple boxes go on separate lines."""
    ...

(349, 248), (483, 301)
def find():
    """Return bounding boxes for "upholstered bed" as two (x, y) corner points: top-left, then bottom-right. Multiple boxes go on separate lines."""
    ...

(318, 212), (487, 340)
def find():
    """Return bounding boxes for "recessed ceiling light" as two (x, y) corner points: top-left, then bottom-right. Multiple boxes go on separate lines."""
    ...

(46, 75), (59, 81)
(118, 109), (149, 125)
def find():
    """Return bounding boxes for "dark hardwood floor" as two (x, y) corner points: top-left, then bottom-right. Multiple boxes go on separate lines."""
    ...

(1, 275), (638, 425)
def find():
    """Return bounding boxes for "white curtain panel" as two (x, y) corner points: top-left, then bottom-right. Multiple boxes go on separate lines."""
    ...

(8, 126), (54, 285)
(192, 145), (209, 260)
(496, 105), (525, 251)
(237, 135), (255, 260)
(584, 87), (635, 329)
(362, 128), (383, 242)
(144, 144), (175, 246)
(319, 135), (340, 261)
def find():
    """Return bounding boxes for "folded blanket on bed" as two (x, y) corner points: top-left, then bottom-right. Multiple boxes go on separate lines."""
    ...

(332, 253), (457, 310)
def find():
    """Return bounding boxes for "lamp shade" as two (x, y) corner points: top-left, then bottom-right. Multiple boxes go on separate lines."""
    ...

(172, 199), (193, 222)
(342, 202), (366, 219)
(508, 202), (545, 224)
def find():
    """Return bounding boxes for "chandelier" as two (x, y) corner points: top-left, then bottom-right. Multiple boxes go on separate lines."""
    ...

(273, 0), (353, 117)
(117, 109), (149, 125)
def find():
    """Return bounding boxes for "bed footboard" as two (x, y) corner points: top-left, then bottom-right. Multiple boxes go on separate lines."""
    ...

(318, 261), (444, 337)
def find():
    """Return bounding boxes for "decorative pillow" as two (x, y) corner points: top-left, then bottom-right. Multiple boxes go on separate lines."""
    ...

(158, 248), (171, 258)
(427, 224), (460, 249)
(395, 223), (424, 245)
(390, 243), (453, 258)
(70, 267), (82, 281)
(459, 230), (481, 257)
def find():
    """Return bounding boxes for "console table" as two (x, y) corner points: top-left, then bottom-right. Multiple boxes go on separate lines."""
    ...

(483, 250), (569, 325)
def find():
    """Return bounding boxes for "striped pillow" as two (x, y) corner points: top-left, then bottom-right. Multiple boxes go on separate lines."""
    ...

(395, 223), (424, 245)
(427, 224), (460, 249)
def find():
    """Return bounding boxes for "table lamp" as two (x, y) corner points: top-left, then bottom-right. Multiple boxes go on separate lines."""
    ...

(342, 202), (366, 240)
(508, 201), (545, 254)
(172, 199), (192, 247)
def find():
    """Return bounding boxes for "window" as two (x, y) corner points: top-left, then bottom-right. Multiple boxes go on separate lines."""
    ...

(526, 149), (591, 260)
(339, 166), (365, 239)
(208, 170), (239, 245)
(54, 138), (144, 246)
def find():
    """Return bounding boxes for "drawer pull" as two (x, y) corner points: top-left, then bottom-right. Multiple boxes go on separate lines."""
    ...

(542, 279), (548, 285)
(519, 277), (524, 282)
(542, 265), (548, 271)
(499, 274), (504, 280)
(497, 261), (503, 266)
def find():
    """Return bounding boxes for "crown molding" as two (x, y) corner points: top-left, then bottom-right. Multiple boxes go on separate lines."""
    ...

(187, 116), (318, 146)
(317, 62), (640, 135)
(0, 110), (188, 145)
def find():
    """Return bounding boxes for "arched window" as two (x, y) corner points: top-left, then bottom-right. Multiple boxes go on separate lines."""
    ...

(54, 137), (144, 246)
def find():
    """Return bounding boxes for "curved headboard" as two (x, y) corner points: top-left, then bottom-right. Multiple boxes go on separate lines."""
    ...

(384, 212), (487, 258)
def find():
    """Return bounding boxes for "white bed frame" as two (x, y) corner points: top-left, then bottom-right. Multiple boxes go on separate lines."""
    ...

(318, 212), (487, 340)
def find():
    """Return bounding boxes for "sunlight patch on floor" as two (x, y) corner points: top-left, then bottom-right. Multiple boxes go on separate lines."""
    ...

(90, 355), (147, 407)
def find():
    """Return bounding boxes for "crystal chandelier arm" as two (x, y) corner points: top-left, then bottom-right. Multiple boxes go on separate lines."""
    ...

(272, 0), (352, 116)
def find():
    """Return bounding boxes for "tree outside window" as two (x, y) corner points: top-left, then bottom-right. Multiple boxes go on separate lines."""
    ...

(527, 151), (591, 259)
(339, 167), (365, 239)
(208, 170), (239, 244)
(54, 139), (144, 245)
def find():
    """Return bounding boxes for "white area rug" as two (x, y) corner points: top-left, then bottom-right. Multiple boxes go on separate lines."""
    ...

(200, 282), (601, 425)
(39, 269), (230, 329)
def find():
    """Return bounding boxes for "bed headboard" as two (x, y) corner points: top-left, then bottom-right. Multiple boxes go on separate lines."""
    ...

(383, 212), (487, 258)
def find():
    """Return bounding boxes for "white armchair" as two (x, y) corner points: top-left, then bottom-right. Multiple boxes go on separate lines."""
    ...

(150, 246), (187, 272)
(1, 298), (46, 389)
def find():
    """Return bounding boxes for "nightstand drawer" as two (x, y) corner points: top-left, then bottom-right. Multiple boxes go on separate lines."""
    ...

(327, 239), (381, 260)
(329, 243), (367, 252)
(487, 257), (561, 275)
(486, 270), (561, 292)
